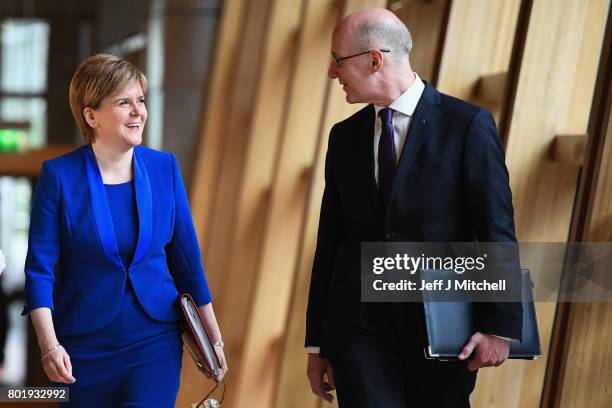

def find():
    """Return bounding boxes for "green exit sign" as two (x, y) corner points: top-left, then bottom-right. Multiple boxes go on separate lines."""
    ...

(0, 129), (27, 152)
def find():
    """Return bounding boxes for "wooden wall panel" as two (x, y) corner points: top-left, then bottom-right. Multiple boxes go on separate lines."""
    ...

(436, 0), (520, 120)
(586, 120), (612, 241)
(391, 0), (451, 84)
(433, 2), (523, 406)
(273, 0), (386, 405)
(274, 92), (363, 408)
(493, 0), (609, 407)
(560, 303), (612, 407)
(233, 0), (352, 406)
(190, 0), (247, 248)
(554, 12), (612, 405)
(209, 0), (310, 406)
(0, 146), (79, 176)
(186, 1), (611, 407)
(180, 0), (272, 406)
(189, 0), (271, 329)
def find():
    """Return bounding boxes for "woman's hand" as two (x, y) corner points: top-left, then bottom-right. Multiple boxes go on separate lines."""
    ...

(213, 344), (228, 382)
(197, 303), (228, 382)
(30, 308), (76, 384)
(41, 346), (76, 384)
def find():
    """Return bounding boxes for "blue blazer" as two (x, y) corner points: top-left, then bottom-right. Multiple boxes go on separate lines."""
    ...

(23, 145), (212, 336)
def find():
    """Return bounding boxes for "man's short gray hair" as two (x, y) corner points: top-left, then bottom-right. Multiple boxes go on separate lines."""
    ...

(356, 20), (412, 63)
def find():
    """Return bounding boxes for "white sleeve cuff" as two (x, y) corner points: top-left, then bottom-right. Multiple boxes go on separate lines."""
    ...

(306, 346), (320, 354)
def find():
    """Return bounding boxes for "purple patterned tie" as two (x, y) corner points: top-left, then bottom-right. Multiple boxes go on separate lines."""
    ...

(378, 107), (396, 207)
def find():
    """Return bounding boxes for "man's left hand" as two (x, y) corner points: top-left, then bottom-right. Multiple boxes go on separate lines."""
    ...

(458, 332), (510, 371)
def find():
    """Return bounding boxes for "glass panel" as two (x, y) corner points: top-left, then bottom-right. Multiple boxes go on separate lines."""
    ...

(0, 176), (31, 384)
(0, 19), (49, 149)
(0, 97), (46, 149)
(0, 19), (49, 94)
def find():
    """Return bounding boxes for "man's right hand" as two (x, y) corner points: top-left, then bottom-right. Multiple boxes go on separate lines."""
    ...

(307, 353), (336, 403)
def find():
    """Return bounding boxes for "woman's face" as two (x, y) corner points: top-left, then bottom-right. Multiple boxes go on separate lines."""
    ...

(87, 80), (147, 148)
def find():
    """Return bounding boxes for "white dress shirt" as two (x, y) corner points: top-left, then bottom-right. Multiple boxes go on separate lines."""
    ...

(373, 73), (425, 184)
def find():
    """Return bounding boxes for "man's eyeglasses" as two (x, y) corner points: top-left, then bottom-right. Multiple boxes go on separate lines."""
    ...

(331, 48), (390, 66)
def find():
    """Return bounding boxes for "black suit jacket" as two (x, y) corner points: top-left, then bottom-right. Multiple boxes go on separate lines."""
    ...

(306, 82), (523, 358)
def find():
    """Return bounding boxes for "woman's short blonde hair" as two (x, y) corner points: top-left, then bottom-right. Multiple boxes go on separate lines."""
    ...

(69, 54), (148, 144)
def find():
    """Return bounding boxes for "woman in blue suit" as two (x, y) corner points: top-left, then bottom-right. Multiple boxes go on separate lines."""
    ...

(22, 54), (227, 407)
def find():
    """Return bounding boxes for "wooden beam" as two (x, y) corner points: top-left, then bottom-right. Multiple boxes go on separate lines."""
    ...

(202, 0), (309, 405)
(498, 0), (533, 147)
(0, 145), (79, 176)
(0, 121), (29, 129)
(189, 0), (249, 249)
(188, 0), (348, 405)
(436, 0), (521, 121)
(543, 5), (612, 406)
(232, 0), (345, 406)
(551, 134), (588, 166)
(489, 1), (611, 407)
(391, 0), (451, 84)
(473, 72), (507, 107)
(177, 0), (267, 405)
(274, 2), (385, 408)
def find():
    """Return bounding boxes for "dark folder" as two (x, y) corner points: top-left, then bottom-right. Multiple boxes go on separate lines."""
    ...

(420, 268), (541, 360)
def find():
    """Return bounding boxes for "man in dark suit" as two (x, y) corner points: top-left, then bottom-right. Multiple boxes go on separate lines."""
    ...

(305, 8), (522, 407)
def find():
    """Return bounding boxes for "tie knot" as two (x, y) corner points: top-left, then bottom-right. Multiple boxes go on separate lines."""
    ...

(378, 107), (393, 124)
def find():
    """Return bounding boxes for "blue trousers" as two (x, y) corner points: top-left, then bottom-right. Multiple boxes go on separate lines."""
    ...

(58, 283), (182, 407)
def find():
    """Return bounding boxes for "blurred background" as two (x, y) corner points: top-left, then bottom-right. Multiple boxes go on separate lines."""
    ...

(0, 0), (610, 407)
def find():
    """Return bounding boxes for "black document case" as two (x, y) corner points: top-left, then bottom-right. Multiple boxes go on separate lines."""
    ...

(420, 268), (541, 360)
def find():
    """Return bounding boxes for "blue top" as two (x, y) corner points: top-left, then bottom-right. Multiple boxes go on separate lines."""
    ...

(104, 181), (138, 268)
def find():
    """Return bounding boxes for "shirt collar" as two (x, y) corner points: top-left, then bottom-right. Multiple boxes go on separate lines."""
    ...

(374, 72), (425, 118)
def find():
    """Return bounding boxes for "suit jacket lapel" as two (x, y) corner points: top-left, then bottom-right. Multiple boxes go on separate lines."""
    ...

(387, 84), (441, 213)
(84, 145), (124, 269)
(131, 147), (152, 267)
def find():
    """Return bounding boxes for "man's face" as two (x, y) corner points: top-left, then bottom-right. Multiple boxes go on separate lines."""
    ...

(328, 29), (373, 104)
